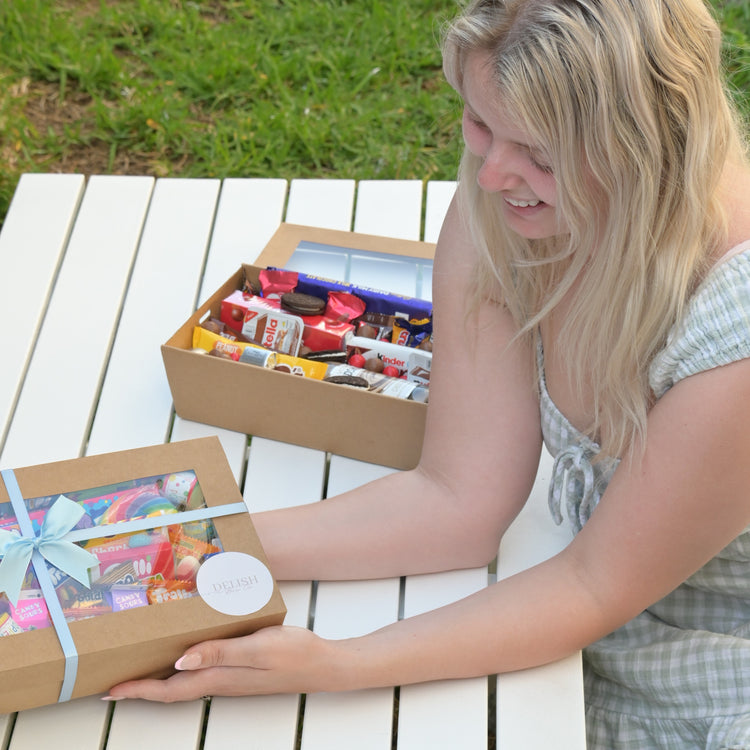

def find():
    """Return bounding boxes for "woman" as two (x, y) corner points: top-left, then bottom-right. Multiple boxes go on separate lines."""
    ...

(109, 1), (750, 746)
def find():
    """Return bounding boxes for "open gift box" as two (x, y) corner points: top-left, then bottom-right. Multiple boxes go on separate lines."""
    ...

(0, 436), (285, 713)
(161, 224), (436, 470)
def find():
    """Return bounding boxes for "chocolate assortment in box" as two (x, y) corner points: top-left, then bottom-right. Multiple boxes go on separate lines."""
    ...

(0, 437), (286, 713)
(162, 224), (437, 470)
(199, 266), (432, 400)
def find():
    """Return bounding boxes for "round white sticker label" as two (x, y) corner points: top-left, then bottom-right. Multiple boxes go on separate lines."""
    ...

(196, 552), (274, 616)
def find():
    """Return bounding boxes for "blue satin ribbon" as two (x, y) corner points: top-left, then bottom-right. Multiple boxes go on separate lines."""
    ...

(0, 494), (99, 607)
(0, 467), (247, 703)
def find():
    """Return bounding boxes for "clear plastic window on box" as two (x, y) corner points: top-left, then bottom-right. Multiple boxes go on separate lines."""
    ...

(0, 471), (224, 635)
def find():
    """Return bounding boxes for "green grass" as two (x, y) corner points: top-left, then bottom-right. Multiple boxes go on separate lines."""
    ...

(719, 0), (750, 106)
(0, 0), (463, 222)
(0, 0), (748, 225)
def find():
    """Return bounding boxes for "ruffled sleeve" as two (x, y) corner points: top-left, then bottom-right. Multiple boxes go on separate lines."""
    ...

(649, 251), (750, 399)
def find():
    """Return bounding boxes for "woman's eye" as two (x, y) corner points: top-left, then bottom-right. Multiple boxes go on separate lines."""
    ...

(529, 154), (553, 174)
(464, 111), (488, 131)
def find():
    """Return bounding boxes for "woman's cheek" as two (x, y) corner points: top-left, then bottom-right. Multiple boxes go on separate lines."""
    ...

(462, 118), (490, 157)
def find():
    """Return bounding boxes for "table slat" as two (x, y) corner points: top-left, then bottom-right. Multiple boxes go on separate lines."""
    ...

(94, 178), (223, 749)
(8, 696), (109, 750)
(198, 177), (288, 304)
(204, 439), (328, 750)
(301, 456), (398, 750)
(1, 175), (154, 468)
(353, 180), (423, 241)
(2, 176), (157, 749)
(170, 176), (292, 482)
(107, 699), (207, 750)
(205, 694), (300, 750)
(299, 180), (430, 750)
(301, 690), (396, 750)
(206, 178), (359, 750)
(86, 178), (220, 456)
(495, 449), (586, 748)
(353, 180), (492, 748)
(0, 173), (85, 448)
(397, 569), (489, 749)
(284, 179), (355, 231)
(423, 181), (456, 243)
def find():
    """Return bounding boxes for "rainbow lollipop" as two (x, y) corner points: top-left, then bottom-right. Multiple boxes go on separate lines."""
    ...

(99, 487), (177, 524)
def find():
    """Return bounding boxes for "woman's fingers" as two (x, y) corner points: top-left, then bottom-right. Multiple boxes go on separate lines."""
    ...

(105, 665), (267, 702)
(103, 626), (330, 702)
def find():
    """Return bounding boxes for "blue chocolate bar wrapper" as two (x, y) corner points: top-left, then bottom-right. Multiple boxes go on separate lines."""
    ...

(270, 268), (433, 321)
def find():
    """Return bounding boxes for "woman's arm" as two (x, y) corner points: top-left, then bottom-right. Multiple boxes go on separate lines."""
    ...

(108, 351), (750, 702)
(328, 353), (750, 688)
(252, 196), (543, 581)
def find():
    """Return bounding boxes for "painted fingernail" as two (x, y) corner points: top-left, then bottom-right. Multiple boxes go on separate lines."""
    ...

(175, 653), (202, 670)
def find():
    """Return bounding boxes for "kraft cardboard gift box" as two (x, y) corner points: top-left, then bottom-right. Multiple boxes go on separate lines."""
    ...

(0, 437), (285, 713)
(161, 224), (436, 470)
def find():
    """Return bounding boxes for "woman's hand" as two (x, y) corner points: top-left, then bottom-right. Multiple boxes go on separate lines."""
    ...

(104, 626), (342, 702)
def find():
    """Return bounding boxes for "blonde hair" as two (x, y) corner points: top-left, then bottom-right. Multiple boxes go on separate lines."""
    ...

(443, 0), (748, 458)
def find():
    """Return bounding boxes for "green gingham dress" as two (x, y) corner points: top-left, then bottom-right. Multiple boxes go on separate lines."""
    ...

(539, 243), (750, 750)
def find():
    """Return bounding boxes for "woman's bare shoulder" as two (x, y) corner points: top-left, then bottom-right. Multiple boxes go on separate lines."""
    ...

(720, 162), (750, 254)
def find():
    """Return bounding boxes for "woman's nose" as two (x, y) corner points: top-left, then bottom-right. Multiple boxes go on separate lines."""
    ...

(476, 146), (519, 193)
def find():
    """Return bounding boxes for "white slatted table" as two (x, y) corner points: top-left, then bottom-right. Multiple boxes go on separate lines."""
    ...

(0, 174), (586, 750)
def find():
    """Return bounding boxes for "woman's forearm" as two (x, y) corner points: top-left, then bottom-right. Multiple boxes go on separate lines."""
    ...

(323, 552), (605, 692)
(251, 466), (517, 582)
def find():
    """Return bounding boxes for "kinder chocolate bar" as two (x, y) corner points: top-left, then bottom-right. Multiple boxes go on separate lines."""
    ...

(346, 336), (432, 385)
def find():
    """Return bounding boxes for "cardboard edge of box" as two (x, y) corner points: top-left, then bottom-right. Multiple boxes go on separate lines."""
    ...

(161, 224), (435, 470)
(0, 437), (286, 712)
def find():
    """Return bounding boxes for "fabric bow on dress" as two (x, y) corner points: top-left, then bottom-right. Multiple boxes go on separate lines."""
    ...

(548, 444), (610, 533)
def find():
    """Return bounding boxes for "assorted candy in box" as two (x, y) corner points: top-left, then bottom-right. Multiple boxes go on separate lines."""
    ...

(0, 471), (222, 635)
(192, 267), (433, 402)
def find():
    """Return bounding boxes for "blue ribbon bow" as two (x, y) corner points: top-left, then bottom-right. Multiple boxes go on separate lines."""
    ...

(0, 495), (99, 607)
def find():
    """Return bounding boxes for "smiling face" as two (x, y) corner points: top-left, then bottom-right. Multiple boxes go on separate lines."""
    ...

(460, 51), (565, 241)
